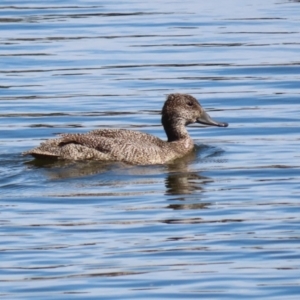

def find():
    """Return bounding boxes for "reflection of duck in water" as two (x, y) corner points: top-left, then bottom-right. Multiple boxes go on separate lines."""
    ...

(23, 93), (228, 165)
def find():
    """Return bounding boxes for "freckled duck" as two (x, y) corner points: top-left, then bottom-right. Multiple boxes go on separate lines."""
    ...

(23, 93), (228, 165)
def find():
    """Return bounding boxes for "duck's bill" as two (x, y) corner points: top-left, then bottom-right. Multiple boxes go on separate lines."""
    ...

(197, 110), (228, 127)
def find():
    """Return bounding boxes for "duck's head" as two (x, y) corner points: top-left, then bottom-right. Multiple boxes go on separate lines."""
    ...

(162, 93), (228, 128)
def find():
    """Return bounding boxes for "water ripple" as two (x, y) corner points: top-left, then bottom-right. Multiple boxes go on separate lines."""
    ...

(1, 0), (300, 299)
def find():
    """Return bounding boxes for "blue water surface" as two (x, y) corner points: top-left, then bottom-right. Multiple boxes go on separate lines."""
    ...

(1, 0), (300, 299)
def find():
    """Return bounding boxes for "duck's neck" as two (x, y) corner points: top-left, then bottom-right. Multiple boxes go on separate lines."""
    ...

(162, 117), (190, 142)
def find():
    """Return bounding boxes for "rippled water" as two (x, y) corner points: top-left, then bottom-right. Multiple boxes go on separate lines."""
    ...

(1, 0), (300, 299)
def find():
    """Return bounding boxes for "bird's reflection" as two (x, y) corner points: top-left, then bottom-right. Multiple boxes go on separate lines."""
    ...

(165, 172), (212, 195)
(26, 158), (113, 178)
(164, 149), (213, 195)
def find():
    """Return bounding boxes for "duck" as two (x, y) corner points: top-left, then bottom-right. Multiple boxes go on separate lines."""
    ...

(23, 93), (228, 165)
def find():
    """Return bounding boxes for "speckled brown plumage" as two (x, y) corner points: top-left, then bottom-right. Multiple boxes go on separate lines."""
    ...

(23, 93), (228, 165)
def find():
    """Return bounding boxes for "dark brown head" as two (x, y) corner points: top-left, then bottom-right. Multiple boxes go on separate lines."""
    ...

(162, 93), (228, 128)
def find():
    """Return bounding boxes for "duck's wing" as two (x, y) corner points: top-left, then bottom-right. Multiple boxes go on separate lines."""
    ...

(60, 133), (113, 152)
(59, 133), (168, 164)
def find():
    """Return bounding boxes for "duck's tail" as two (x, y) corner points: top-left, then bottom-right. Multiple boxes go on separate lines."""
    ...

(22, 138), (63, 158)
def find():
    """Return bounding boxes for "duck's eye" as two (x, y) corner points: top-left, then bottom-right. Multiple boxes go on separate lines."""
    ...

(187, 101), (193, 107)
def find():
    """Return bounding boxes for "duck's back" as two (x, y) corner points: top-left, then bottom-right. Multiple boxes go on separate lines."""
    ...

(90, 128), (163, 144)
(23, 128), (184, 164)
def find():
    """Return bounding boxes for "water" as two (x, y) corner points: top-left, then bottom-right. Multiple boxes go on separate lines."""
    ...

(1, 0), (300, 298)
